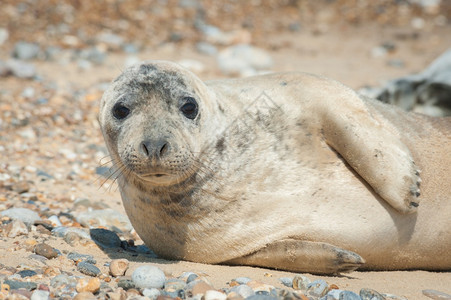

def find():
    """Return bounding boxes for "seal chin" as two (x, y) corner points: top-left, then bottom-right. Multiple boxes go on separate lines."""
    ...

(136, 173), (184, 186)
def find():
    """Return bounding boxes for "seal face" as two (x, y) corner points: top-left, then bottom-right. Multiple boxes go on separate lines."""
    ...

(101, 62), (204, 187)
(100, 60), (451, 274)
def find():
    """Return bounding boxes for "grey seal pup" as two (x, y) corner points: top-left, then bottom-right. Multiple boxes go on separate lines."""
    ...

(99, 60), (451, 274)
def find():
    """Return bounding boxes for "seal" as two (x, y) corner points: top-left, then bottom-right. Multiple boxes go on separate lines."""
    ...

(99, 60), (451, 274)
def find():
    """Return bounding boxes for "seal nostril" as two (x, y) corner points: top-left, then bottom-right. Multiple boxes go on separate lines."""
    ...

(141, 142), (150, 156)
(159, 142), (168, 157)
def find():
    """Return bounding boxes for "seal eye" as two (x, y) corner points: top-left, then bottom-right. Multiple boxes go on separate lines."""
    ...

(112, 103), (130, 120)
(180, 97), (198, 120)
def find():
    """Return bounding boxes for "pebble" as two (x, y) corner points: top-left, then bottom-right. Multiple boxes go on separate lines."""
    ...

(164, 278), (186, 292)
(67, 252), (96, 264)
(33, 243), (58, 259)
(117, 278), (135, 290)
(4, 280), (37, 291)
(5, 59), (37, 78)
(52, 226), (90, 240)
(109, 259), (129, 277)
(232, 277), (252, 285)
(339, 290), (361, 300)
(89, 228), (122, 248)
(306, 279), (329, 298)
(5, 219), (29, 237)
(422, 289), (451, 300)
(17, 270), (37, 278)
(230, 284), (255, 298)
(205, 290), (227, 300)
(292, 274), (311, 291)
(76, 208), (133, 232)
(73, 291), (97, 300)
(278, 277), (293, 288)
(217, 44), (273, 76)
(190, 280), (215, 296)
(47, 215), (63, 227)
(50, 274), (77, 288)
(196, 42), (218, 56)
(77, 261), (101, 277)
(360, 288), (385, 300)
(30, 290), (50, 300)
(12, 41), (41, 60)
(143, 288), (161, 299)
(186, 273), (199, 283)
(1, 207), (41, 225)
(76, 277), (100, 293)
(132, 265), (166, 289)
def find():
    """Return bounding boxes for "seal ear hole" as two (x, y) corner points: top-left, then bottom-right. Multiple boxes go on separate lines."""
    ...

(112, 102), (130, 120)
(180, 97), (198, 120)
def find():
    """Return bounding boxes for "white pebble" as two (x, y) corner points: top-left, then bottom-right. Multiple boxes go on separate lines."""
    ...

(132, 265), (165, 289)
(31, 290), (50, 300)
(204, 290), (227, 300)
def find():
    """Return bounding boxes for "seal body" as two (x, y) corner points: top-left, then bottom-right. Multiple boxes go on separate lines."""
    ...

(100, 61), (451, 274)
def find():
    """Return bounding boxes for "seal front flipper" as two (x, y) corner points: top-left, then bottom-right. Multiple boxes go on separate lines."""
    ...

(318, 86), (421, 214)
(224, 239), (365, 275)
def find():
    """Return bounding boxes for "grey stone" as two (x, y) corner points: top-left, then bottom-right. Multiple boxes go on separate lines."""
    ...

(52, 226), (90, 239)
(245, 295), (277, 300)
(67, 252), (96, 264)
(1, 207), (41, 225)
(50, 274), (77, 288)
(196, 42), (217, 56)
(131, 265), (166, 289)
(164, 278), (186, 292)
(230, 284), (255, 298)
(422, 289), (451, 299)
(4, 279), (37, 291)
(96, 32), (124, 48)
(34, 243), (58, 259)
(5, 59), (37, 78)
(360, 288), (384, 300)
(323, 289), (343, 300)
(117, 278), (135, 290)
(186, 273), (198, 283)
(12, 41), (40, 60)
(339, 291), (361, 300)
(233, 277), (252, 285)
(5, 219), (28, 237)
(292, 274), (311, 291)
(143, 288), (161, 299)
(278, 277), (293, 288)
(89, 228), (122, 248)
(307, 279), (329, 298)
(77, 261), (101, 277)
(17, 270), (37, 278)
(217, 44), (273, 76)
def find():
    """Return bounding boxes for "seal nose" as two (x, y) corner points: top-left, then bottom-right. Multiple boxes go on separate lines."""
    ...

(140, 139), (170, 159)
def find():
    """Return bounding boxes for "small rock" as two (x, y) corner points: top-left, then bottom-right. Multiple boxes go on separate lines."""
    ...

(4, 280), (37, 291)
(143, 288), (161, 299)
(217, 44), (273, 76)
(278, 277), (293, 288)
(306, 279), (329, 298)
(422, 289), (451, 300)
(30, 289), (50, 300)
(230, 284), (255, 298)
(164, 278), (186, 292)
(47, 215), (62, 227)
(76, 277), (100, 293)
(50, 274), (77, 288)
(1, 207), (41, 225)
(109, 259), (129, 277)
(5, 219), (28, 237)
(131, 265), (165, 289)
(52, 226), (90, 239)
(17, 270), (37, 278)
(12, 41), (40, 60)
(186, 273), (198, 283)
(77, 261), (101, 277)
(78, 47), (107, 64)
(247, 281), (274, 293)
(107, 290), (127, 300)
(117, 278), (135, 290)
(89, 228), (122, 248)
(339, 290), (361, 300)
(67, 252), (96, 264)
(5, 59), (37, 78)
(34, 243), (58, 259)
(360, 288), (385, 300)
(292, 275), (311, 291)
(205, 290), (227, 300)
(196, 42), (217, 56)
(73, 291), (97, 300)
(96, 32), (124, 49)
(76, 209), (133, 233)
(10, 289), (32, 299)
(245, 295), (277, 300)
(191, 280), (215, 296)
